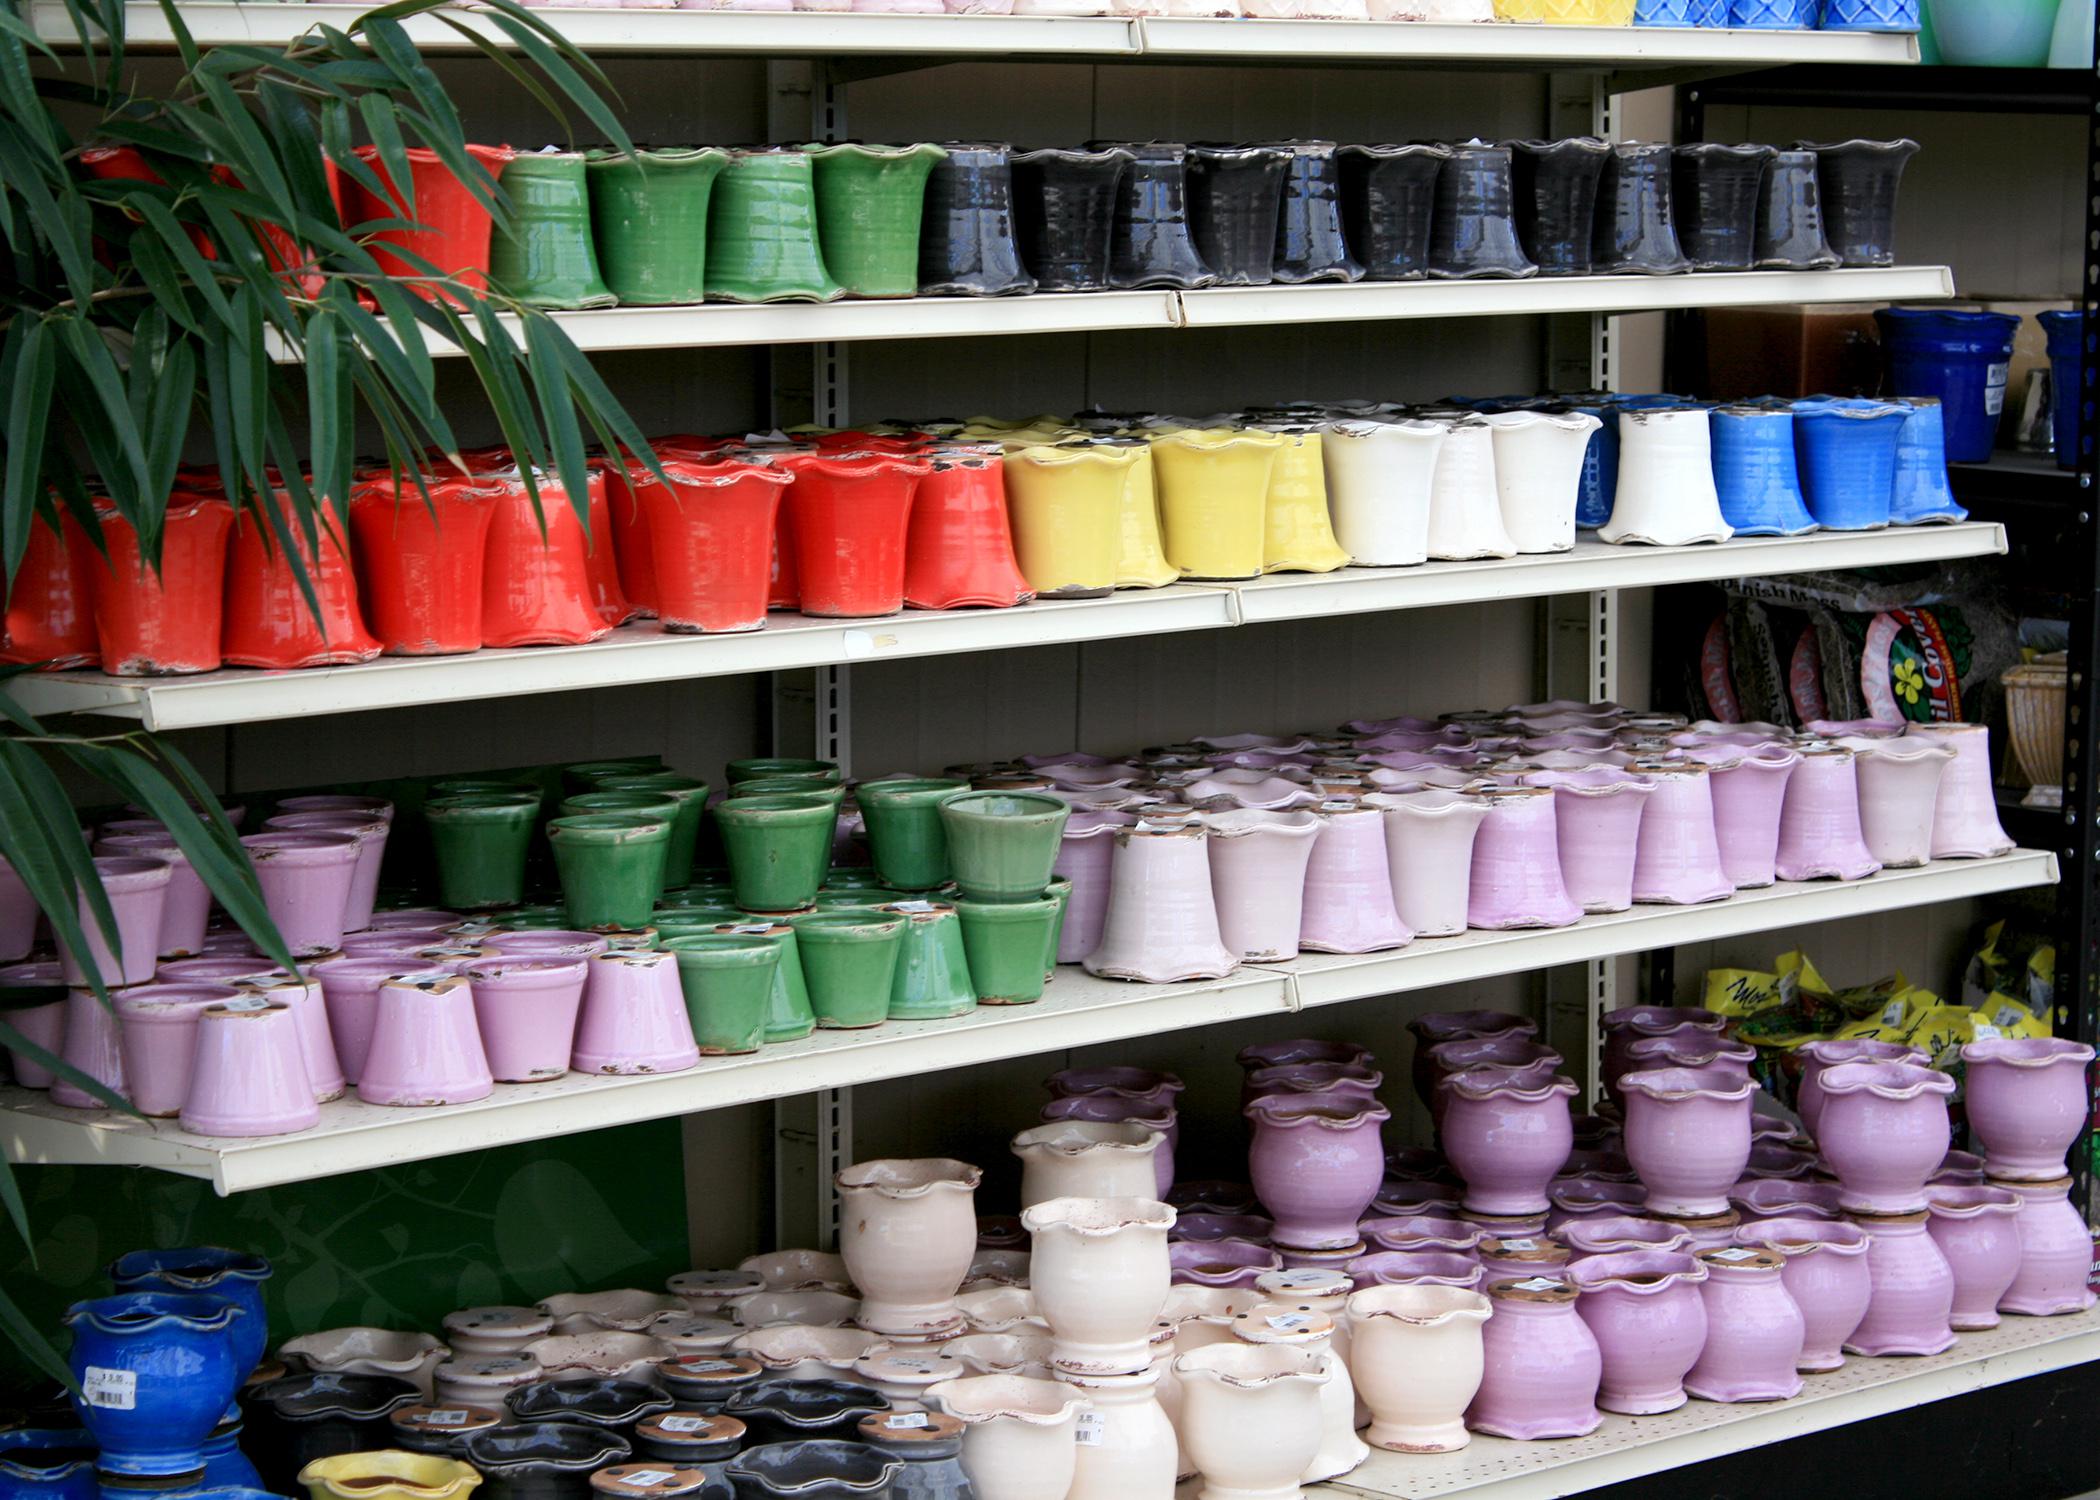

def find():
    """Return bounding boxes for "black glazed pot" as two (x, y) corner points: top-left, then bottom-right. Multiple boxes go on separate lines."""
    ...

(1269, 141), (1362, 284)
(390, 1403), (504, 1456)
(660, 1354), (767, 1413)
(855, 1412), (971, 1500)
(1753, 149), (1841, 270)
(918, 144), (1037, 297)
(1337, 143), (1450, 281)
(1092, 142), (1216, 290)
(1592, 142), (1691, 276)
(243, 1372), (421, 1492)
(1507, 136), (1609, 276)
(1672, 143), (1778, 272)
(726, 1439), (903, 1500)
(1428, 141), (1536, 280)
(507, 1377), (675, 1433)
(1183, 143), (1291, 287)
(724, 1380), (890, 1446)
(464, 1422), (632, 1500)
(633, 1410), (744, 1482)
(1010, 146), (1132, 292)
(1802, 138), (1919, 268)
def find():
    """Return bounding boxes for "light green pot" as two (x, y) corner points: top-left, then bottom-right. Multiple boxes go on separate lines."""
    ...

(706, 151), (846, 305)
(857, 778), (969, 891)
(596, 773), (710, 889)
(546, 812), (672, 931)
(726, 758), (843, 786)
(666, 933), (780, 1055)
(586, 146), (728, 306)
(938, 791), (1071, 903)
(955, 895), (1060, 1006)
(1043, 875), (1071, 983)
(424, 791), (540, 911)
(490, 151), (616, 310)
(880, 900), (978, 1020)
(809, 142), (948, 299)
(716, 794), (837, 915)
(712, 919), (817, 1041)
(788, 910), (905, 1028)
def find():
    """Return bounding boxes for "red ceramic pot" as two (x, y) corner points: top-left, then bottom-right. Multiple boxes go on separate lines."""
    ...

(903, 452), (1034, 611)
(349, 474), (499, 655)
(779, 451), (933, 618)
(583, 477), (634, 628)
(340, 144), (515, 301)
(1, 513), (98, 668)
(480, 470), (611, 648)
(222, 492), (381, 670)
(81, 149), (317, 294)
(84, 494), (234, 675)
(597, 457), (656, 620)
(637, 456), (793, 634)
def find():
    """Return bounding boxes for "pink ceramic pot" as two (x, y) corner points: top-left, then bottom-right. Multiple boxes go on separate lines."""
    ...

(239, 831), (362, 957)
(1247, 1060), (1382, 1103)
(1465, 1282), (1601, 1441)
(1922, 1184), (2023, 1330)
(356, 974), (494, 1107)
(1995, 1175), (2098, 1316)
(1626, 763), (1733, 905)
(1245, 1091), (1391, 1251)
(1960, 1037), (2096, 1181)
(1544, 1181), (1648, 1232)
(1407, 1011), (1536, 1112)
(235, 972), (346, 1103)
(1845, 739), (1954, 869)
(1466, 788), (1581, 929)
(1566, 1250), (1708, 1414)
(1051, 811), (1133, 965)
(1298, 804), (1411, 954)
(50, 986), (125, 1109)
(1529, 770), (1652, 914)
(1360, 1216), (1486, 1256)
(1046, 1066), (1184, 1108)
(1200, 809), (1320, 963)
(570, 949), (700, 1075)
(1372, 1180), (1463, 1219)
(1617, 1068), (1755, 1217)
(1439, 1071), (1577, 1217)
(1814, 1062), (1954, 1214)
(1240, 1039), (1373, 1074)
(94, 833), (211, 959)
(1425, 1037), (1560, 1131)
(1845, 1210), (1955, 1355)
(1773, 745), (1881, 882)
(1934, 1149), (1989, 1185)
(1345, 1250), (1484, 1292)
(462, 957), (589, 1083)
(1554, 1215), (1689, 1259)
(1369, 790), (1488, 939)
(1906, 722), (2014, 859)
(1735, 1216), (1869, 1370)
(1618, 1034), (1755, 1111)
(0, 962), (64, 1088)
(1795, 1038), (1929, 1139)
(1682, 1247), (1802, 1399)
(1696, 746), (1799, 889)
(1168, 1239), (1281, 1289)
(1476, 1235), (1571, 1286)
(1598, 1006), (1725, 1098)
(312, 956), (451, 1085)
(58, 854), (172, 988)
(1746, 1141), (1820, 1180)
(178, 996), (321, 1136)
(264, 809), (390, 933)
(112, 983), (243, 1116)
(1084, 822), (1237, 983)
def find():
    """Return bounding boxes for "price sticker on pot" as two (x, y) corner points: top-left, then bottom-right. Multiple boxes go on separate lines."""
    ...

(886, 1358), (938, 1374)
(1711, 1248), (1759, 1262)
(218, 994), (272, 1013)
(885, 1412), (931, 1429)
(1074, 1412), (1106, 1447)
(1500, 1238), (1540, 1252)
(658, 1416), (711, 1434)
(1986, 361), (2010, 416)
(1265, 1313), (1314, 1331)
(679, 1358), (740, 1373)
(1512, 1277), (1563, 1293)
(731, 924), (775, 935)
(622, 1472), (679, 1487)
(82, 1367), (135, 1410)
(425, 1409), (471, 1427)
(891, 900), (937, 913)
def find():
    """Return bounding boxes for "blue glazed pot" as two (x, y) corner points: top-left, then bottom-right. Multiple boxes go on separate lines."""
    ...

(2040, 308), (2084, 470)
(198, 1423), (263, 1493)
(108, 1249), (272, 1380)
(1874, 307), (2020, 463)
(1887, 399), (1968, 524)
(1686, 0), (1728, 20)
(0, 1430), (98, 1500)
(1569, 405), (1618, 529)
(1711, 405), (1818, 535)
(1634, 0), (1696, 19)
(1731, 0), (1816, 23)
(1793, 399), (1908, 529)
(1822, 0), (1918, 29)
(62, 1293), (247, 1477)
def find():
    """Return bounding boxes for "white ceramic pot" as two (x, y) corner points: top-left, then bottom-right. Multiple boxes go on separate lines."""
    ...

(1904, 722), (2014, 859)
(1344, 1284), (1491, 1453)
(1201, 809), (1321, 962)
(731, 1324), (887, 1382)
(1366, 790), (1490, 937)
(1012, 1121), (1165, 1209)
(1425, 418), (1517, 560)
(1174, 1343), (1330, 1500)
(1320, 418), (1446, 566)
(926, 1373), (1086, 1500)
(1229, 1304), (1368, 1483)
(1021, 1196), (1176, 1376)
(1483, 410), (1600, 554)
(1600, 408), (1732, 547)
(1845, 737), (1954, 869)
(1083, 821), (1238, 983)
(837, 1158), (984, 1339)
(279, 1328), (449, 1400)
(1059, 1365), (1177, 1500)
(536, 1289), (685, 1334)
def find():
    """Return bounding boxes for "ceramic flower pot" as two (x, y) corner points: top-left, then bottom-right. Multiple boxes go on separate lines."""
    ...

(1844, 738), (1955, 869)
(1996, 1175), (2098, 1316)
(1152, 429), (1282, 581)
(1012, 1121), (1163, 1209)
(1344, 1285), (1488, 1453)
(1591, 143), (1690, 275)
(346, 475), (497, 656)
(1084, 820), (1236, 983)
(790, 911), (904, 1028)
(1021, 1195), (1174, 1375)
(1427, 141), (1535, 280)
(633, 457), (793, 635)
(1506, 137), (1608, 276)
(1246, 1092), (1393, 1249)
(1337, 144), (1450, 281)
(1320, 417), (1444, 566)
(1805, 138), (1918, 267)
(922, 1375), (1082, 1500)
(0, 1428), (97, 1500)
(1424, 418), (1517, 561)
(112, 982), (243, 1116)
(1624, 763), (1734, 905)
(904, 452), (1032, 610)
(834, 1158), (981, 1339)
(1466, 786), (1581, 929)
(1792, 398), (1905, 530)
(1269, 141), (1361, 285)
(1774, 744), (1882, 881)
(1057, 1366), (1176, 1500)
(1299, 803), (1411, 954)
(281, 1329), (448, 1402)
(1817, 1062), (1954, 1214)
(458, 1424), (629, 1498)
(857, 779), (967, 892)
(1464, 1282), (1600, 1441)
(237, 832), (359, 959)
(354, 975), (492, 1108)
(1004, 444), (1139, 599)
(1734, 1217), (1870, 1370)
(1223, 1308), (1363, 1481)
(545, 813), (670, 932)
(1009, 146), (1132, 292)
(1201, 809), (1320, 962)
(1846, 1210), (1956, 1355)
(1710, 404), (1816, 536)
(63, 1292), (246, 1475)
(49, 853), (168, 991)
(1679, 1248), (1804, 1400)
(109, 1245), (272, 1377)
(585, 146), (726, 305)
(489, 151), (614, 309)
(1670, 143), (1776, 272)
(1171, 1344), (1327, 1500)
(1482, 410), (1599, 554)
(1616, 1068), (1755, 1219)
(1921, 1185), (2024, 1330)
(954, 895), (1057, 1004)
(808, 142), (947, 298)
(1750, 148), (1842, 271)
(777, 449), (930, 618)
(1098, 142), (1215, 290)
(1105, 441), (1178, 589)
(658, 935), (776, 1055)
(939, 791), (1068, 903)
(1181, 144), (1290, 287)
(1961, 1038), (2095, 1180)
(1886, 398), (1968, 523)
(0, 510), (96, 669)
(1522, 770), (1650, 914)
(705, 150), (844, 303)
(82, 495), (233, 675)
(1906, 722), (2014, 859)
(717, 795), (837, 914)
(1440, 1072), (1576, 1217)
(1258, 428), (1348, 574)
(1599, 408), (1731, 546)
(343, 142), (512, 300)
(1795, 1038), (1927, 1138)
(222, 500), (380, 672)
(477, 469), (611, 648)
(1564, 1250), (1708, 1415)
(1367, 789), (1488, 938)
(721, 1379), (885, 1447)
(870, 900), (973, 1021)
(919, 144), (1036, 297)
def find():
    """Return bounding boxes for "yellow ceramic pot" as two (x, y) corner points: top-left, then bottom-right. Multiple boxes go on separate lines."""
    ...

(1005, 444), (1140, 599)
(1150, 430), (1283, 582)
(1261, 429), (1350, 574)
(300, 1453), (481, 1500)
(1492, 0), (1635, 20)
(1116, 443), (1179, 589)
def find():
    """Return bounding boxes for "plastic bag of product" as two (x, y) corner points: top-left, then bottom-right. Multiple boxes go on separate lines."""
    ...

(1832, 984), (1936, 1044)
(1705, 965), (1786, 1019)
(1961, 919), (2056, 1020)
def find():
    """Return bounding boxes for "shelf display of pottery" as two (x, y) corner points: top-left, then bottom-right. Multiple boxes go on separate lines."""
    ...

(495, 0), (1921, 28)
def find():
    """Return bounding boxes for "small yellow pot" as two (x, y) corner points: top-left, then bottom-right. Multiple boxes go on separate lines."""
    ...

(1115, 443), (1179, 589)
(1005, 444), (1142, 599)
(299, 1452), (482, 1500)
(1261, 429), (1350, 574)
(1492, 0), (1636, 20)
(1150, 430), (1284, 582)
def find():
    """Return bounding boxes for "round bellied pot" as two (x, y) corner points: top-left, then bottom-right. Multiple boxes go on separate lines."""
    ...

(1959, 1038), (2097, 1181)
(1464, 1280), (1601, 1441)
(297, 1450), (482, 1500)
(108, 1247), (273, 1377)
(836, 1159), (981, 1340)
(1056, 1366), (1177, 1500)
(1438, 1072), (1576, 1218)
(390, 1404), (502, 1457)
(1995, 1176), (2099, 1316)
(725, 1381), (891, 1447)
(1243, 1091), (1392, 1249)
(461, 1422), (634, 1500)
(1344, 1284), (1489, 1453)
(1012, 1121), (1164, 1209)
(1815, 1062), (1955, 1215)
(0, 1428), (97, 1500)
(1922, 1186), (2025, 1331)
(1616, 1068), (1755, 1218)
(1171, 1343), (1330, 1500)
(62, 1292), (248, 1477)
(1565, 1251), (1709, 1415)
(1845, 1209), (1957, 1356)
(1020, 1195), (1174, 1377)
(921, 1374), (1083, 1500)
(1794, 1038), (1929, 1138)
(1682, 1248), (1804, 1401)
(1734, 1217), (1870, 1371)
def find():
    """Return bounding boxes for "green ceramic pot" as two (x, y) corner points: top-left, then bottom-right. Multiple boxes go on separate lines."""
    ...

(596, 773), (711, 889)
(788, 910), (906, 1028)
(811, 887), (913, 910)
(1043, 875), (1071, 982)
(809, 142), (948, 299)
(712, 920), (817, 1041)
(490, 151), (616, 309)
(716, 794), (837, 914)
(879, 900), (977, 1020)
(730, 779), (848, 806)
(820, 869), (897, 890)
(424, 791), (540, 910)
(655, 904), (746, 930)
(706, 151), (846, 304)
(665, 934), (780, 1055)
(726, 758), (842, 786)
(586, 146), (728, 306)
(857, 777), (971, 891)
(954, 895), (1060, 1005)
(602, 927), (659, 951)
(562, 791), (681, 896)
(546, 812), (672, 931)
(937, 792), (1071, 903)
(563, 759), (662, 797)
(430, 776), (543, 804)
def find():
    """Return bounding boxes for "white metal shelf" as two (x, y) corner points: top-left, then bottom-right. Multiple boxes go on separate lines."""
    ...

(8, 524), (2005, 730)
(1313, 1306), (2100, 1500)
(0, 853), (2054, 1195)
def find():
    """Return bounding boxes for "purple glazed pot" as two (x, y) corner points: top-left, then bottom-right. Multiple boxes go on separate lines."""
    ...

(1053, 810), (1135, 964)
(1440, 1071), (1577, 1217)
(570, 949), (700, 1076)
(1731, 1178), (1845, 1221)
(178, 997), (321, 1136)
(1346, 1250), (1485, 1293)
(488, 929), (611, 959)
(1796, 1038), (1929, 1138)
(1476, 1234), (1571, 1286)
(1623, 1031), (1755, 1082)
(1960, 1037), (2096, 1181)
(1047, 1065), (1185, 1109)
(264, 810), (389, 933)
(461, 957), (588, 1083)
(1696, 746), (1799, 889)
(1426, 1037), (1561, 1129)
(1372, 789), (1489, 940)
(1245, 1091), (1391, 1251)
(1598, 1006), (1725, 1096)
(1371, 1180), (1464, 1219)
(1683, 1247), (1803, 1401)
(1554, 1215), (1691, 1259)
(1933, 1149), (1988, 1185)
(236, 972), (346, 1103)
(0, 961), (64, 1088)
(1845, 1210), (1955, 1356)
(1169, 1238), (1281, 1289)
(1360, 1215), (1486, 1256)
(1240, 1038), (1375, 1074)
(1567, 1250), (1708, 1414)
(1466, 787), (1582, 930)
(240, 831), (362, 957)
(96, 832), (211, 959)
(1923, 1185), (2023, 1330)
(356, 974), (494, 1107)
(1735, 1215), (1869, 1371)
(58, 854), (172, 988)
(1530, 770), (1654, 914)
(1774, 744), (1882, 882)
(1996, 1175), (2098, 1316)
(1746, 1141), (1821, 1180)
(1407, 1010), (1536, 1110)
(1618, 1068), (1756, 1217)
(312, 956), (452, 1085)
(1299, 804), (1412, 954)
(1626, 763), (1734, 906)
(1544, 1179), (1647, 1231)
(112, 983), (244, 1116)
(1465, 1281), (1602, 1441)
(1246, 1060), (1384, 1101)
(1814, 1062), (1954, 1214)
(1172, 1211), (1274, 1245)
(51, 986), (124, 1109)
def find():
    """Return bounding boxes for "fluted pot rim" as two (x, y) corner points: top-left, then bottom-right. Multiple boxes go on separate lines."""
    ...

(1058, 809), (1138, 838)
(1199, 807), (1321, 838)
(952, 1286), (1040, 1331)
(65, 1290), (243, 1334)
(1008, 442), (1143, 472)
(1736, 1215), (1870, 1255)
(1552, 1216), (1690, 1256)
(1601, 1005), (1723, 1035)
(1960, 1036), (2096, 1067)
(1344, 1283), (1490, 1326)
(1183, 142), (1293, 164)
(1546, 1178), (1644, 1211)
(1240, 1038), (1375, 1071)
(1904, 720), (1989, 739)
(1480, 410), (1602, 435)
(1408, 1009), (1536, 1042)
(1674, 141), (1779, 164)
(804, 140), (950, 163)
(298, 1455), (477, 1500)
(1252, 137), (1341, 156)
(1172, 1341), (1329, 1387)
(1814, 1060), (1955, 1100)
(1011, 1120), (1163, 1158)
(1345, 1250), (1481, 1288)
(1243, 1092), (1393, 1127)
(1795, 136), (1920, 156)
(1439, 1069), (1577, 1105)
(1682, 743), (1802, 773)
(1360, 1214), (1488, 1253)
(923, 1373), (1085, 1424)
(1529, 769), (1655, 798)
(1152, 428), (1287, 453)
(835, 1157), (984, 1198)
(1323, 415), (1447, 441)
(1923, 1184), (2024, 1218)
(1625, 1034), (1757, 1069)
(1042, 1099), (1178, 1131)
(1011, 143), (1134, 166)
(280, 1327), (449, 1370)
(1046, 1065), (1183, 1098)
(1617, 1067), (1756, 1104)
(584, 144), (729, 166)
(1565, 1248), (1708, 1294)
(1836, 736), (1955, 765)
(1169, 1239), (1278, 1277)
(1793, 398), (1906, 423)
(1163, 1285), (1267, 1324)
(1248, 1059), (1384, 1093)
(1798, 1037), (1929, 1067)
(731, 1325), (887, 1369)
(1020, 1196), (1176, 1236)
(1336, 141), (1453, 160)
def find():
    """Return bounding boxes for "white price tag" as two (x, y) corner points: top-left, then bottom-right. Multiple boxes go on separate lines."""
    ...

(1711, 1248), (1759, 1262)
(1073, 1412), (1106, 1447)
(680, 1358), (739, 1373)
(1973, 1023), (2004, 1041)
(1512, 1277), (1563, 1293)
(622, 1472), (678, 1487)
(1882, 999), (1907, 1027)
(891, 901), (936, 913)
(659, 1416), (711, 1434)
(1500, 1239), (1540, 1252)
(1265, 1313), (1313, 1331)
(732, 924), (774, 935)
(425, 1409), (471, 1428)
(1985, 362), (2010, 416)
(886, 1359), (938, 1374)
(219, 995), (271, 1013)
(885, 1412), (931, 1429)
(83, 1367), (136, 1410)
(1270, 1270), (1334, 1288)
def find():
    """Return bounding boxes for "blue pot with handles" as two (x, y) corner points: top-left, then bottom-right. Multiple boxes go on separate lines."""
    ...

(62, 1293), (246, 1477)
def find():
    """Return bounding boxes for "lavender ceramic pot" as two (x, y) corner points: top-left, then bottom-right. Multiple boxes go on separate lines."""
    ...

(1465, 787), (1581, 930)
(1463, 1282), (1601, 1441)
(1846, 1210), (1955, 1355)
(1598, 1006), (1725, 1097)
(1923, 1185), (2023, 1330)
(1407, 1010), (1537, 1112)
(1773, 744), (1881, 882)
(1298, 804), (1411, 954)
(1554, 1215), (1689, 1260)
(1544, 1179), (1649, 1231)
(1424, 1037), (1561, 1130)
(1735, 1216), (1869, 1370)
(1627, 763), (1734, 906)
(1960, 1038), (2096, 1181)
(1531, 770), (1652, 915)
(1997, 1176), (2098, 1316)
(1796, 1038), (1929, 1139)
(1699, 747), (1800, 889)
(1618, 1068), (1755, 1218)
(1814, 1062), (1954, 1214)
(1345, 1250), (1485, 1293)
(1439, 1071), (1577, 1217)
(1683, 1248), (1803, 1400)
(1566, 1250), (1708, 1414)
(1475, 1234), (1570, 1287)
(1244, 1091), (1391, 1251)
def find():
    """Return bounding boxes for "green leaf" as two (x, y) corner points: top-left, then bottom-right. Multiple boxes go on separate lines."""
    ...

(524, 312), (591, 532)
(0, 742), (112, 998)
(2, 314), (54, 589)
(307, 309), (347, 512)
(0, 1123), (32, 1261)
(52, 317), (153, 505)
(0, 1276), (73, 1390)
(357, 90), (416, 223)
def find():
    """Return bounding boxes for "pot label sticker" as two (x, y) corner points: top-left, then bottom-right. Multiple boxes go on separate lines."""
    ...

(424, 1409), (472, 1427)
(680, 1358), (740, 1372)
(1499, 1239), (1540, 1252)
(1711, 1248), (1759, 1262)
(1986, 362), (2010, 416)
(891, 901), (937, 913)
(1269, 1270), (1336, 1288)
(1973, 1023), (2004, 1041)
(621, 1472), (679, 1487)
(218, 994), (272, 1013)
(885, 1412), (931, 1429)
(1265, 1313), (1314, 1331)
(731, 924), (774, 935)
(659, 1416), (711, 1433)
(1512, 1277), (1563, 1292)
(82, 1367), (136, 1409)
(1074, 1412), (1106, 1447)
(886, 1358), (939, 1374)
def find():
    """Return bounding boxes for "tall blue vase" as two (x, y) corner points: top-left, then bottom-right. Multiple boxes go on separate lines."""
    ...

(62, 1294), (246, 1477)
(1712, 405), (1817, 535)
(1793, 399), (1907, 530)
(0, 1431), (98, 1500)
(1887, 399), (1968, 524)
